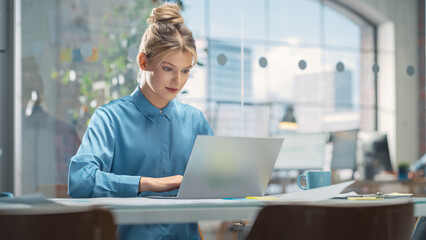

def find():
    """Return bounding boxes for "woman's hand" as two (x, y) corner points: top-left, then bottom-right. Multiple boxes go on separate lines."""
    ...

(139, 175), (183, 193)
(408, 170), (424, 180)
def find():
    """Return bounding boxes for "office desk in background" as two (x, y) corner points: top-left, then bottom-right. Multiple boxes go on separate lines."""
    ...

(345, 180), (426, 197)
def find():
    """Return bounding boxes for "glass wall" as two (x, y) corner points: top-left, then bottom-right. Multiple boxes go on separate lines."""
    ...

(18, 0), (375, 195)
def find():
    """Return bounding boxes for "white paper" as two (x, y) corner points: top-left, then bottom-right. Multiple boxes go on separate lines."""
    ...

(270, 180), (355, 202)
(335, 191), (358, 198)
(0, 203), (32, 209)
(51, 198), (97, 207)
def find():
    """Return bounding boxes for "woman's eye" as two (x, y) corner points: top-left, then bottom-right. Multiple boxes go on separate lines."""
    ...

(162, 67), (173, 71)
(182, 69), (190, 74)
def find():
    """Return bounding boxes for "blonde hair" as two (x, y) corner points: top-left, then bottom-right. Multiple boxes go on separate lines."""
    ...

(137, 3), (197, 78)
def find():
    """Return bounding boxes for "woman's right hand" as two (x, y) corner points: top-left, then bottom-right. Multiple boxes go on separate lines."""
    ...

(139, 175), (183, 193)
(408, 170), (424, 180)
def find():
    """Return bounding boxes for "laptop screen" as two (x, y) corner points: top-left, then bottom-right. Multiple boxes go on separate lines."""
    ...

(177, 135), (284, 199)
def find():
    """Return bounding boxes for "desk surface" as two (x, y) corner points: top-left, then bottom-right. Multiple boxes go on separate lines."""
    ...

(46, 197), (426, 225)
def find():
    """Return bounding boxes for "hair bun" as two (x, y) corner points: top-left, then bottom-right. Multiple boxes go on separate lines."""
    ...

(147, 3), (184, 25)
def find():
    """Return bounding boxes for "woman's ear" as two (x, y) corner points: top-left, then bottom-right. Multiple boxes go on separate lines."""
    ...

(138, 53), (148, 71)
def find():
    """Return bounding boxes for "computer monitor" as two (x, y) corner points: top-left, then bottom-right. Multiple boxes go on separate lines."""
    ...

(357, 132), (393, 180)
(273, 132), (328, 170)
(330, 129), (358, 170)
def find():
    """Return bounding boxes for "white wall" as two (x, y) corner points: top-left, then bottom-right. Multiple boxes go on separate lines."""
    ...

(337, 0), (419, 167)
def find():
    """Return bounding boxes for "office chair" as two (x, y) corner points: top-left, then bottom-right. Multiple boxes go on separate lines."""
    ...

(244, 201), (414, 240)
(411, 216), (426, 240)
(0, 206), (117, 240)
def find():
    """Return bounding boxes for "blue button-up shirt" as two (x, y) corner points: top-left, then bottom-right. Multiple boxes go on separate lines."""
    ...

(68, 86), (213, 240)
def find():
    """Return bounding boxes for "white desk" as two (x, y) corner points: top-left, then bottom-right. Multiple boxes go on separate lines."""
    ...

(52, 198), (265, 224)
(50, 197), (426, 225)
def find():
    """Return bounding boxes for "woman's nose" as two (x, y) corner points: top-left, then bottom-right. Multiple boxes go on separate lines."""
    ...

(173, 72), (182, 84)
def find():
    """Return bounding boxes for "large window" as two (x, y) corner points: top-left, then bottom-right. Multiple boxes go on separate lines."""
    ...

(182, 0), (375, 137)
(18, 0), (375, 195)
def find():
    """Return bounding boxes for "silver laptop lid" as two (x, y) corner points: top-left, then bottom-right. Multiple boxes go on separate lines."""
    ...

(177, 136), (284, 199)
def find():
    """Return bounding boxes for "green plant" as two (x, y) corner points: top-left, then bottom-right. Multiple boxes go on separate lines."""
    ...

(52, 1), (196, 131)
(53, 0), (159, 125)
(398, 162), (410, 168)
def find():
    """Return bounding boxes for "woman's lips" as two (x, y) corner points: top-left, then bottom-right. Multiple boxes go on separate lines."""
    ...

(166, 87), (178, 93)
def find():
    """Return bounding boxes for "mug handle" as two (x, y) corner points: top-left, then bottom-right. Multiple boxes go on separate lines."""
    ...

(297, 174), (307, 190)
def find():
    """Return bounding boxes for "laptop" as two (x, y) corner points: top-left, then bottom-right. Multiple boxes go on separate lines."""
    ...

(175, 135), (284, 199)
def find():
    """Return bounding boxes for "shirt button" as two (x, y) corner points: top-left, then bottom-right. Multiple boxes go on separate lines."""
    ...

(159, 110), (162, 114)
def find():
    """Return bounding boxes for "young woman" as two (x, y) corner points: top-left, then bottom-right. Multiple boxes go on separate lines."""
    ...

(68, 3), (213, 240)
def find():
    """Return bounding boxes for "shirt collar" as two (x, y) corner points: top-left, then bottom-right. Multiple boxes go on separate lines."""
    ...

(130, 85), (175, 122)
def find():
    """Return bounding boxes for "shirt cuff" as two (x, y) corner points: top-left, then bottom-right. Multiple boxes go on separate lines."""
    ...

(116, 175), (141, 197)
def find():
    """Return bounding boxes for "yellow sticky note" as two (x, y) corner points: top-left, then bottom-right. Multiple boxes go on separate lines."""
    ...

(347, 197), (384, 200)
(389, 192), (413, 197)
(246, 196), (281, 200)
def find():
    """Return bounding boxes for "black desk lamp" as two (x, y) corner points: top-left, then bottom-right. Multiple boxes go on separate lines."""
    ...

(279, 105), (297, 130)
